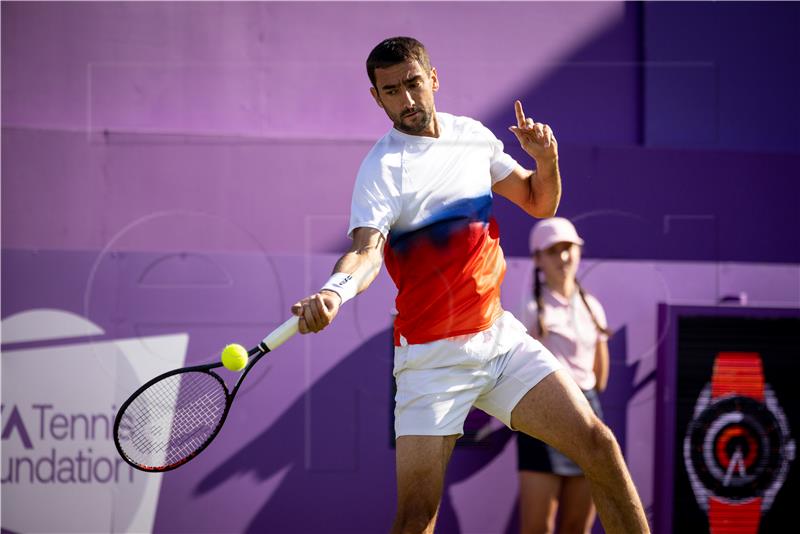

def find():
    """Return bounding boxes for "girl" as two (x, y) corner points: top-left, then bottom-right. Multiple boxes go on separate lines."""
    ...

(518, 217), (611, 534)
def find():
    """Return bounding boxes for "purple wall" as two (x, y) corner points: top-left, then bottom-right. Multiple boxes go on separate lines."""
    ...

(2, 1), (637, 255)
(643, 2), (800, 154)
(3, 2), (799, 533)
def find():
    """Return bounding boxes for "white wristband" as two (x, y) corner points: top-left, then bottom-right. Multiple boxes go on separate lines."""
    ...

(321, 272), (358, 304)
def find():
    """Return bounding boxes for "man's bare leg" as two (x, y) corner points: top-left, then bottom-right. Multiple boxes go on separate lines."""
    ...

(391, 434), (458, 534)
(511, 370), (650, 534)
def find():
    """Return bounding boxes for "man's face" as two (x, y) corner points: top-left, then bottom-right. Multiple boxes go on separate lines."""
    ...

(370, 60), (439, 135)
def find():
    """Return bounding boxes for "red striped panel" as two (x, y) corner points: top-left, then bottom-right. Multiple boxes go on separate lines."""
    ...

(709, 497), (761, 534)
(711, 352), (764, 401)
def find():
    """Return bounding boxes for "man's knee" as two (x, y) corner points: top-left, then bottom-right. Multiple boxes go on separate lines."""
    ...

(574, 418), (620, 474)
(394, 499), (439, 534)
(588, 418), (618, 452)
(395, 478), (441, 534)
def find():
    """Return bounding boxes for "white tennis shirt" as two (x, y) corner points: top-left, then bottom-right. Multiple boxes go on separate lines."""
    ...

(347, 112), (519, 345)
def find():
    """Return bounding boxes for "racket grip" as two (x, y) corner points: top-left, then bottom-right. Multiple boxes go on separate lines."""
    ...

(262, 316), (300, 350)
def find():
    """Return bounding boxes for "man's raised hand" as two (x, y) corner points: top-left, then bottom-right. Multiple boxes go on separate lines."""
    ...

(508, 100), (558, 162)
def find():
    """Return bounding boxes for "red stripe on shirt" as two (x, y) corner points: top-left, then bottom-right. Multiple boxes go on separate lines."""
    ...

(385, 217), (506, 345)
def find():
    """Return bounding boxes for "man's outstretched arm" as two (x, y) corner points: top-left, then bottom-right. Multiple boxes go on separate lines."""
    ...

(492, 100), (561, 218)
(291, 226), (385, 334)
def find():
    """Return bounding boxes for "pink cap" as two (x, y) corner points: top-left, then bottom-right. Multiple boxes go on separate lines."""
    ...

(529, 217), (584, 253)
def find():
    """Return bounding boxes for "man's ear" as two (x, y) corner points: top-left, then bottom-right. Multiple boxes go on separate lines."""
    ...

(430, 67), (439, 92)
(370, 86), (384, 108)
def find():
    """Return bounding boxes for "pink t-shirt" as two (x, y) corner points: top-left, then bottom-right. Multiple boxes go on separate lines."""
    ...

(519, 287), (608, 390)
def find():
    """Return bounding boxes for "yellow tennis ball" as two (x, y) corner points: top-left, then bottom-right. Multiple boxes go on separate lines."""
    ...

(221, 344), (248, 371)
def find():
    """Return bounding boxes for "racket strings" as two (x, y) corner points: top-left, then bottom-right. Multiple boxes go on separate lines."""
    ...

(118, 372), (227, 469)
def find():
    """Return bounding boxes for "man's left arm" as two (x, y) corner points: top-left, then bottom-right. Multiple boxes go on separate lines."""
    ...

(491, 100), (561, 218)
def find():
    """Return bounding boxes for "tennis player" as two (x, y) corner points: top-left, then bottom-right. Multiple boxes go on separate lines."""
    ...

(292, 37), (649, 534)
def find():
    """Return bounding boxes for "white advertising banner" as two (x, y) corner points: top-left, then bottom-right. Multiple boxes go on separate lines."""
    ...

(1, 309), (188, 533)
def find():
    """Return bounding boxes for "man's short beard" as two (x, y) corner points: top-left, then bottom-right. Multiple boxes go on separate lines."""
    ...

(394, 109), (431, 134)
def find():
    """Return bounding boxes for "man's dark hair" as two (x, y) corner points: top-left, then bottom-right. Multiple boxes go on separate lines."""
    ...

(366, 36), (432, 88)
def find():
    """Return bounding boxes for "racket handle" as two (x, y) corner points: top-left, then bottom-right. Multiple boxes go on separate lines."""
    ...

(262, 316), (300, 350)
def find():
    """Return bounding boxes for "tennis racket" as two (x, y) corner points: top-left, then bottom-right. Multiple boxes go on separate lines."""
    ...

(113, 315), (299, 472)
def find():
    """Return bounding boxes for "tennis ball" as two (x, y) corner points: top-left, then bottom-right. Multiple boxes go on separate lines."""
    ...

(221, 344), (248, 371)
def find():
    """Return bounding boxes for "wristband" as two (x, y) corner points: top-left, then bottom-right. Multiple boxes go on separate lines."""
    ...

(321, 272), (358, 304)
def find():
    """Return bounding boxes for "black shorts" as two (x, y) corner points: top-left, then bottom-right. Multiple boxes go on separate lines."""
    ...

(516, 388), (604, 477)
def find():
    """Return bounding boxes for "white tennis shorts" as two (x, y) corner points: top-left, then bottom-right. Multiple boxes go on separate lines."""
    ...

(393, 311), (562, 437)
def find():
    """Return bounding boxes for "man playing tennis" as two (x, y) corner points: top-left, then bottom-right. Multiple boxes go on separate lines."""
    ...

(292, 37), (649, 534)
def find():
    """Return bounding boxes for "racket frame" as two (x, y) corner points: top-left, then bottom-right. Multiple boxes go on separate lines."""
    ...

(113, 317), (297, 472)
